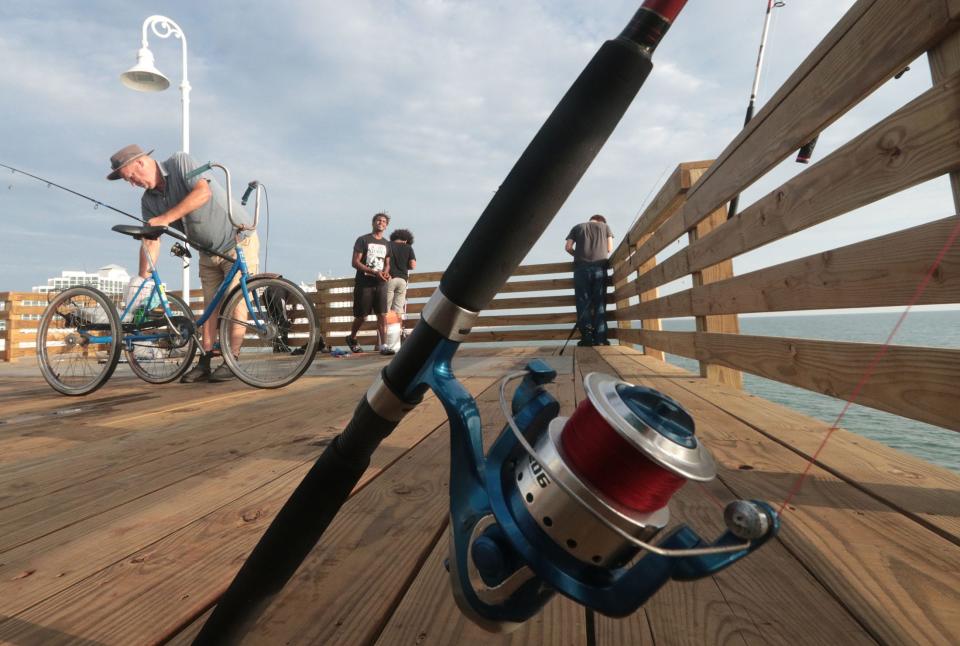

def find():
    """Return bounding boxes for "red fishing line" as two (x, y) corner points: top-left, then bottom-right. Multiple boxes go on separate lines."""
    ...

(779, 215), (960, 514)
(560, 398), (686, 513)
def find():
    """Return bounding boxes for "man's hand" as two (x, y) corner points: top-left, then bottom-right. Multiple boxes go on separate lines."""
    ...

(148, 215), (170, 227)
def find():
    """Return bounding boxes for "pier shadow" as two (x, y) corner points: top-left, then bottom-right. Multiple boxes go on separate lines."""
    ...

(0, 615), (107, 646)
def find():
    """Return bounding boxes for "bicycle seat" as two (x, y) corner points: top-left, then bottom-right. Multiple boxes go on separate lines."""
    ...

(112, 224), (167, 240)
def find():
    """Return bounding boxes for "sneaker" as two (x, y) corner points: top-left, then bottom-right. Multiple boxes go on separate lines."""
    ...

(380, 348), (396, 356)
(598, 340), (611, 346)
(180, 363), (211, 383)
(290, 345), (307, 356)
(346, 337), (363, 353)
(208, 362), (236, 383)
(576, 338), (595, 347)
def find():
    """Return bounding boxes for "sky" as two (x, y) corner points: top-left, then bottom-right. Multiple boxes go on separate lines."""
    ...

(0, 0), (954, 301)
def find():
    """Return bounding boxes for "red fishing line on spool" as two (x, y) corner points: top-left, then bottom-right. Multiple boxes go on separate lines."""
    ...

(560, 398), (686, 513)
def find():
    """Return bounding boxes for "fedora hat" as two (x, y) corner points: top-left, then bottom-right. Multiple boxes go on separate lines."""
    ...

(107, 144), (154, 180)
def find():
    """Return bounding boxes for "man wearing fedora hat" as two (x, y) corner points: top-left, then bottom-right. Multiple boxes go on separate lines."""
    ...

(107, 144), (259, 383)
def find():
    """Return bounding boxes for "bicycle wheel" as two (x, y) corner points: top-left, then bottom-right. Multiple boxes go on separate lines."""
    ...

(218, 276), (320, 388)
(37, 286), (122, 396)
(125, 293), (198, 384)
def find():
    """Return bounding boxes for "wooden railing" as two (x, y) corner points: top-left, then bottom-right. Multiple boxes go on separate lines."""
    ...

(607, 0), (960, 432)
(1, 289), (210, 362)
(315, 262), (616, 345)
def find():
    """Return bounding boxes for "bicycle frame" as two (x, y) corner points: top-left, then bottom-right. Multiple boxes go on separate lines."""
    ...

(83, 239), (265, 355)
(192, 244), (266, 334)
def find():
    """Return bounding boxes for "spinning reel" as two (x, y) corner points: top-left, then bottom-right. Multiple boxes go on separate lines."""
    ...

(432, 356), (779, 631)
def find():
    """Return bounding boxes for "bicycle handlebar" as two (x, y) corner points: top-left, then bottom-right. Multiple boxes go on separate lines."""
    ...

(185, 161), (261, 231)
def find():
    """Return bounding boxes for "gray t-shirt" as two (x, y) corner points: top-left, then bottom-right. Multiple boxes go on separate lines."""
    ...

(567, 221), (614, 263)
(141, 153), (252, 256)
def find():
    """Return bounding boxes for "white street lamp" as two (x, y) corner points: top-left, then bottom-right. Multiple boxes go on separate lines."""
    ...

(121, 15), (192, 297)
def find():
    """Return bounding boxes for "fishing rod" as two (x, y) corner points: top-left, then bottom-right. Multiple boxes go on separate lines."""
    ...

(195, 2), (778, 641)
(728, 0), (784, 220)
(0, 161), (146, 224)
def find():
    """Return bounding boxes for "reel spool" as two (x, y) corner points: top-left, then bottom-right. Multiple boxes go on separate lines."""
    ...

(512, 372), (714, 569)
(443, 359), (779, 632)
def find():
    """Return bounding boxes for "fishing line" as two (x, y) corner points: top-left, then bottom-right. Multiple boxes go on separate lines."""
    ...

(0, 161), (146, 223)
(778, 215), (960, 514)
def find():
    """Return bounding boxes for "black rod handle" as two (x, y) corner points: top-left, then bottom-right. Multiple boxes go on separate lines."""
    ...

(192, 399), (397, 644)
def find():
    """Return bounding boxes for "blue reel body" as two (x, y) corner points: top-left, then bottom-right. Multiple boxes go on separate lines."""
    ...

(407, 341), (779, 630)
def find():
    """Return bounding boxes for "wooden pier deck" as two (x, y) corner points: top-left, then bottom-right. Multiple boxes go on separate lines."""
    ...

(0, 345), (957, 645)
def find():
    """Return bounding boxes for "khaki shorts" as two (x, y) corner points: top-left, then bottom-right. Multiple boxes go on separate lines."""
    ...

(199, 232), (260, 307)
(386, 277), (407, 314)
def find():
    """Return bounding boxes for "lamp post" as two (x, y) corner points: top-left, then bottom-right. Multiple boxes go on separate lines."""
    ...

(120, 15), (192, 298)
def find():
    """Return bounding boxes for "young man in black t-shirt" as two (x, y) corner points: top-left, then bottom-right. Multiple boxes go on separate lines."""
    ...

(347, 213), (391, 352)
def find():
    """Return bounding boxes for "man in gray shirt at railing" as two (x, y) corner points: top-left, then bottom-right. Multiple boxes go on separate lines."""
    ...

(565, 214), (613, 346)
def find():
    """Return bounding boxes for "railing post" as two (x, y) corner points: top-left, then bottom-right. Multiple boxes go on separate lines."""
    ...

(0, 292), (12, 362)
(314, 280), (327, 343)
(635, 232), (664, 361)
(929, 31), (960, 211)
(689, 206), (742, 388)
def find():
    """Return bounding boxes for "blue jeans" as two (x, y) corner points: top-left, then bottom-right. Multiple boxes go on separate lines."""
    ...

(573, 262), (607, 343)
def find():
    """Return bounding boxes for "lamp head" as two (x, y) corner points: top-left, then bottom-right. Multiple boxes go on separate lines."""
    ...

(120, 47), (170, 92)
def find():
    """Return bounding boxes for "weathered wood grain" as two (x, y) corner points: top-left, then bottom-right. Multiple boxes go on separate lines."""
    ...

(602, 348), (960, 645)
(628, 0), (960, 273)
(619, 216), (960, 319)
(632, 68), (960, 297)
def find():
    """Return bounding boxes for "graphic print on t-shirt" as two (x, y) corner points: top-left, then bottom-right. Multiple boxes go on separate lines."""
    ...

(365, 242), (388, 272)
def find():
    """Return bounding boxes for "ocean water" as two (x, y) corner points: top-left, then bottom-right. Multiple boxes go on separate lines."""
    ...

(659, 311), (960, 473)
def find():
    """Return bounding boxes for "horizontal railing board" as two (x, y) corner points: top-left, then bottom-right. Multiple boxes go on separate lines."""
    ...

(316, 262), (577, 293)
(460, 329), (574, 343)
(321, 277), (585, 299)
(320, 312), (597, 332)
(611, 160), (712, 276)
(319, 292), (615, 319)
(627, 69), (960, 296)
(627, 0), (960, 274)
(617, 328), (960, 431)
(614, 216), (960, 319)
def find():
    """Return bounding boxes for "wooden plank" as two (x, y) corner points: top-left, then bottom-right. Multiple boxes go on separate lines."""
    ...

(323, 313), (586, 333)
(611, 165), (685, 270)
(0, 377), (370, 553)
(604, 347), (960, 540)
(614, 328), (960, 432)
(232, 378), (517, 644)
(930, 28), (960, 214)
(631, 0), (960, 273)
(509, 261), (574, 277)
(688, 206), (742, 388)
(621, 216), (960, 319)
(316, 263), (575, 294)
(636, 233), (664, 362)
(375, 527), (589, 646)
(375, 352), (583, 645)
(575, 349), (872, 645)
(614, 328), (696, 358)
(462, 329), (578, 343)
(0, 375), (497, 644)
(600, 348), (960, 645)
(636, 68), (960, 295)
(611, 161), (712, 280)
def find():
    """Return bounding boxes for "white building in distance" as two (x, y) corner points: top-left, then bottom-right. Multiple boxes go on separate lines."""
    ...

(32, 265), (132, 296)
